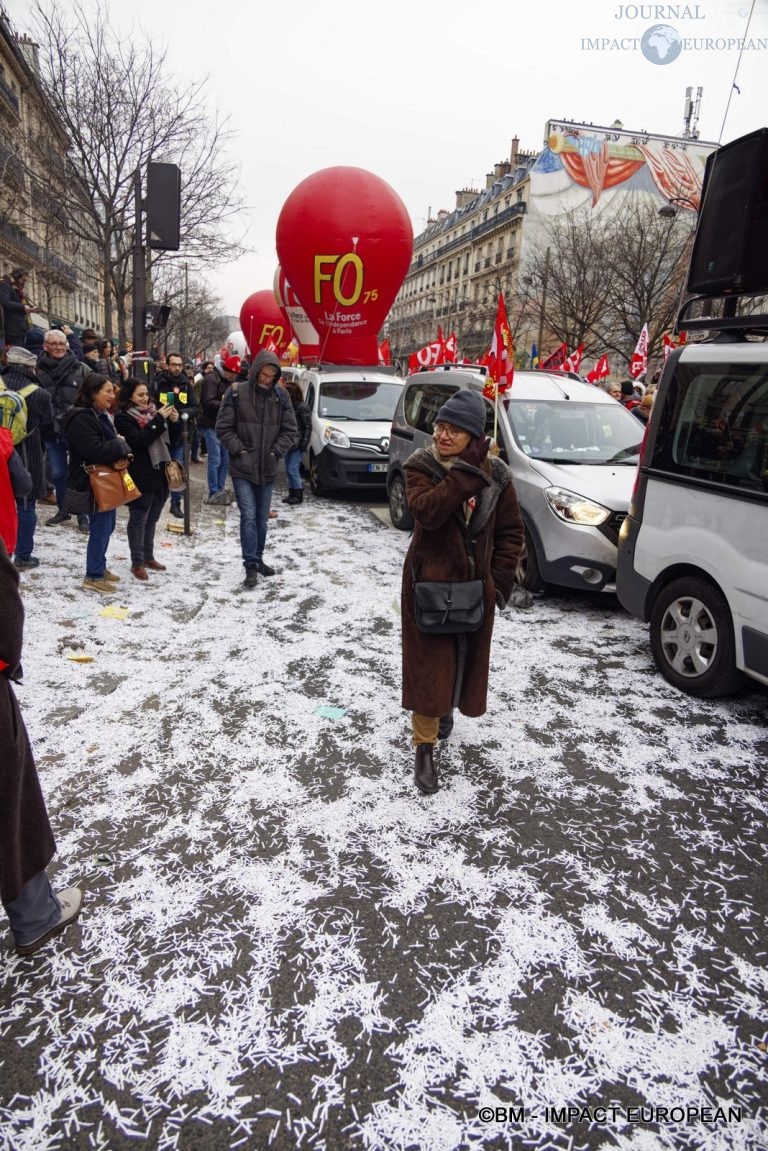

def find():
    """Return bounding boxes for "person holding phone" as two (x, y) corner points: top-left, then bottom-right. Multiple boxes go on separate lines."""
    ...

(152, 352), (197, 517)
(400, 389), (524, 795)
(114, 378), (181, 580)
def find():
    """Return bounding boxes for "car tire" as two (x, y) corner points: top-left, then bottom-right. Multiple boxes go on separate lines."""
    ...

(519, 526), (545, 593)
(309, 452), (325, 497)
(649, 576), (744, 698)
(388, 472), (413, 531)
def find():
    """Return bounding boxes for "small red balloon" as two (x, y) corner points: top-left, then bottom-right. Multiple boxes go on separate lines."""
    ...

(239, 291), (292, 356)
(276, 167), (413, 365)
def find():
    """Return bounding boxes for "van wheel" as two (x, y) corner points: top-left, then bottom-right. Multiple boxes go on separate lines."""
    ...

(309, 452), (325, 496)
(649, 577), (744, 698)
(520, 527), (545, 593)
(388, 473), (413, 531)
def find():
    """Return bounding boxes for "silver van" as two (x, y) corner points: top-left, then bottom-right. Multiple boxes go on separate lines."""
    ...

(387, 365), (644, 592)
(617, 340), (768, 697)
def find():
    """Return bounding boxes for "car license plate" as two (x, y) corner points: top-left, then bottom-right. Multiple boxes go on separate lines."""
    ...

(367, 462), (388, 473)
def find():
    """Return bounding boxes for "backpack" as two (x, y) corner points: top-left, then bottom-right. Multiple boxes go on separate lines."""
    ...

(230, 380), (289, 412)
(0, 381), (38, 445)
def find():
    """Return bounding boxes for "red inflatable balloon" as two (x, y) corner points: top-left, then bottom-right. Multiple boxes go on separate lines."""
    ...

(276, 166), (413, 365)
(239, 291), (292, 357)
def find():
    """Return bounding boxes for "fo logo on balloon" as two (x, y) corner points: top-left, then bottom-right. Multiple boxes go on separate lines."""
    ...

(276, 166), (413, 366)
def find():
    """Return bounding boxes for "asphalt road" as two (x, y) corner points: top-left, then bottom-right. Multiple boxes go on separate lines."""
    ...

(1, 472), (766, 1151)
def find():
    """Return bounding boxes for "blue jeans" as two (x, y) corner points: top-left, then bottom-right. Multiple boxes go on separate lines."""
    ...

(169, 441), (186, 509)
(44, 436), (68, 508)
(4, 870), (61, 948)
(202, 427), (228, 495)
(15, 498), (37, 560)
(285, 448), (303, 490)
(86, 508), (116, 579)
(232, 477), (273, 568)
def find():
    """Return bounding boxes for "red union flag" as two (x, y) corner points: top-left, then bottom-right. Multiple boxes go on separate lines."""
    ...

(630, 323), (649, 378)
(444, 332), (458, 363)
(408, 339), (443, 373)
(586, 354), (610, 382)
(539, 342), (568, 371)
(378, 338), (392, 365)
(562, 342), (585, 374)
(486, 293), (514, 393)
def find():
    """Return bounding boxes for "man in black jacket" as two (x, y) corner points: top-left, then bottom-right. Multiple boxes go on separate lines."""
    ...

(216, 350), (297, 588)
(153, 351), (198, 517)
(35, 329), (87, 526)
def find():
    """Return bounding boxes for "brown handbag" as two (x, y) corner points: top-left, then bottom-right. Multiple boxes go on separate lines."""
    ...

(85, 461), (141, 512)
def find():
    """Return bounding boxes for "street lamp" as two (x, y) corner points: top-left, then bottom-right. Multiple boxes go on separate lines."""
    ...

(658, 194), (698, 220)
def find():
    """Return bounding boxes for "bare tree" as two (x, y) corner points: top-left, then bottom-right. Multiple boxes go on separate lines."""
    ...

(27, 0), (245, 340)
(522, 199), (693, 371)
(151, 262), (229, 359)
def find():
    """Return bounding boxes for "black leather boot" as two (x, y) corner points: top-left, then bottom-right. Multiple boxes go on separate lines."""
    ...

(438, 711), (454, 740)
(414, 744), (439, 794)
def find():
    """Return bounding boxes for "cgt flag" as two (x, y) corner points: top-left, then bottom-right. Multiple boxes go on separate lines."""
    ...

(630, 323), (649, 378)
(483, 292), (514, 398)
(378, 338), (392, 365)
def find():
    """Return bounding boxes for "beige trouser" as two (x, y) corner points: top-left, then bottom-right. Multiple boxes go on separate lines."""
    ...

(412, 713), (440, 746)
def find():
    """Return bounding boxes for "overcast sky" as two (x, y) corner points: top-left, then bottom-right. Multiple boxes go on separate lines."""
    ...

(6, 0), (768, 317)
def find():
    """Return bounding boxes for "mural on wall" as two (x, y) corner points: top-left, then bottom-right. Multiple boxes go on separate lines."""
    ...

(527, 120), (717, 221)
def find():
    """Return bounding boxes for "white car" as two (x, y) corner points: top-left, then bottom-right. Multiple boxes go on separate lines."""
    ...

(298, 366), (405, 496)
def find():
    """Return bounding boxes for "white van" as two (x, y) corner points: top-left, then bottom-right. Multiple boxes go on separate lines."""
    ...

(617, 341), (768, 697)
(299, 366), (405, 495)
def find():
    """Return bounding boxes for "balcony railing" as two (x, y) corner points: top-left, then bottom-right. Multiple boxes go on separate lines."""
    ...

(410, 201), (526, 273)
(0, 74), (20, 118)
(0, 220), (79, 285)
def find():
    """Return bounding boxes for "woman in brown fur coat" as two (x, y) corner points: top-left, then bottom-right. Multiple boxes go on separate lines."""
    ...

(401, 388), (524, 795)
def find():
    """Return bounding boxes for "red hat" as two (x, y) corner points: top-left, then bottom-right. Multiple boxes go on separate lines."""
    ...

(222, 354), (241, 374)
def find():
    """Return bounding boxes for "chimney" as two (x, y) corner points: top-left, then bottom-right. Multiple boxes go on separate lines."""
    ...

(15, 34), (41, 77)
(455, 188), (477, 210)
(510, 136), (520, 166)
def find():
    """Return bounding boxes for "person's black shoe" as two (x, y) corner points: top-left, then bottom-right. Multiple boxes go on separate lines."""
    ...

(170, 505), (184, 519)
(414, 744), (439, 794)
(13, 556), (41, 570)
(77, 515), (89, 534)
(243, 566), (259, 589)
(256, 561), (275, 576)
(438, 711), (454, 740)
(46, 510), (71, 525)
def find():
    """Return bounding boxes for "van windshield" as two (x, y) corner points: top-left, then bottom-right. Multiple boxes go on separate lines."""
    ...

(319, 381), (403, 421)
(507, 400), (643, 463)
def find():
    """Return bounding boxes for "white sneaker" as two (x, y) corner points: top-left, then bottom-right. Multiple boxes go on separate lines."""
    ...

(15, 887), (84, 956)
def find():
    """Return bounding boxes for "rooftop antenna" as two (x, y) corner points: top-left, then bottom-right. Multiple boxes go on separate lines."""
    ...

(682, 85), (703, 139)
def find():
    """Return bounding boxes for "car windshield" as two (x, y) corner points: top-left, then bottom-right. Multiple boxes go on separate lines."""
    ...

(506, 399), (643, 463)
(319, 381), (402, 421)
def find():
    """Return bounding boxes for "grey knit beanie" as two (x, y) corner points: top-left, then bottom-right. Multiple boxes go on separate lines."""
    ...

(435, 389), (486, 438)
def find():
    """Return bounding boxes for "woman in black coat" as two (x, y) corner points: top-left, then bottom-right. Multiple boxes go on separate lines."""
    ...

(114, 377), (181, 580)
(61, 372), (132, 594)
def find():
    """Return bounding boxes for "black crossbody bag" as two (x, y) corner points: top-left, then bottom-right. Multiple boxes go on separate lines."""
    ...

(410, 535), (484, 636)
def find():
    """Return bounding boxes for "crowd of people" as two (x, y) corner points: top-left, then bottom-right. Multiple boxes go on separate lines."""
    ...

(0, 282), (311, 593)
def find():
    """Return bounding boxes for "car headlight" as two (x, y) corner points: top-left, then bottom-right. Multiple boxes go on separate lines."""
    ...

(544, 486), (611, 526)
(322, 425), (350, 449)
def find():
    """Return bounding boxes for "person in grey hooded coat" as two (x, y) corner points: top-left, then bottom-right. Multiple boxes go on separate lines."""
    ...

(216, 349), (297, 588)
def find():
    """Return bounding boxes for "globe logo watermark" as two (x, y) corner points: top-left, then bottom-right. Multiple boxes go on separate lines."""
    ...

(640, 23), (683, 63)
